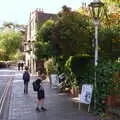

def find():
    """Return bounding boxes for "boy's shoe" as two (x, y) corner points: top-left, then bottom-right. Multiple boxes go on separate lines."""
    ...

(41, 107), (47, 111)
(36, 107), (40, 112)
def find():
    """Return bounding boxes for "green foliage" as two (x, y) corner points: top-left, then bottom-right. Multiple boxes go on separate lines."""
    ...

(99, 25), (120, 58)
(75, 58), (120, 114)
(61, 56), (93, 88)
(84, 59), (120, 114)
(103, 0), (120, 4)
(65, 56), (77, 87)
(65, 56), (73, 72)
(34, 41), (53, 59)
(94, 1), (120, 59)
(44, 57), (58, 75)
(56, 56), (68, 74)
(52, 7), (93, 56)
(35, 20), (56, 59)
(70, 56), (93, 87)
(35, 6), (94, 58)
(36, 20), (54, 42)
(12, 50), (24, 60)
(0, 30), (21, 60)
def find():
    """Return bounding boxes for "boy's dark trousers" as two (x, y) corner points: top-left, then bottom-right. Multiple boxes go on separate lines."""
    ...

(24, 81), (29, 94)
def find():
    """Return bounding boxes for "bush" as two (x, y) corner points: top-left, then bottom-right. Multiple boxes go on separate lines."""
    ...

(70, 56), (92, 87)
(83, 59), (120, 114)
(44, 57), (58, 75)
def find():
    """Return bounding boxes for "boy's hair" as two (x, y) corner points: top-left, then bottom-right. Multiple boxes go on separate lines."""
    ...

(25, 66), (29, 71)
(37, 77), (42, 82)
(39, 73), (46, 80)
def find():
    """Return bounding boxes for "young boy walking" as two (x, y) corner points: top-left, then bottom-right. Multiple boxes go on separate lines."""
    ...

(23, 66), (30, 94)
(35, 75), (47, 112)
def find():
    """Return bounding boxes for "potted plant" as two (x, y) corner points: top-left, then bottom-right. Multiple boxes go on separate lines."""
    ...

(70, 72), (79, 97)
(44, 57), (58, 86)
(65, 56), (79, 97)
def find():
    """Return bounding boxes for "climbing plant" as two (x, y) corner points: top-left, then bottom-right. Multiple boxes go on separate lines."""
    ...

(89, 59), (120, 114)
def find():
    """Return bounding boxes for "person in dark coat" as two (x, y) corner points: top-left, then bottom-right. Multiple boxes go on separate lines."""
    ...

(21, 62), (24, 70)
(18, 63), (21, 70)
(35, 75), (47, 112)
(23, 66), (30, 94)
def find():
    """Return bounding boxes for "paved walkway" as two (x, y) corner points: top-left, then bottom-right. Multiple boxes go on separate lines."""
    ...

(8, 72), (98, 120)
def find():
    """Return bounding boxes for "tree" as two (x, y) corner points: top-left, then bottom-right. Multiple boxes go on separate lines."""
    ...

(35, 6), (93, 57)
(99, 1), (120, 58)
(35, 20), (56, 59)
(77, 2), (120, 59)
(0, 22), (26, 61)
(36, 20), (54, 43)
(99, 26), (120, 59)
(2, 21), (26, 31)
(52, 6), (93, 56)
(103, 0), (120, 4)
(0, 30), (21, 60)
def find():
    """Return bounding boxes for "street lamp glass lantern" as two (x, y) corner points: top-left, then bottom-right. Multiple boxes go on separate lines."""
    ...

(89, 0), (104, 20)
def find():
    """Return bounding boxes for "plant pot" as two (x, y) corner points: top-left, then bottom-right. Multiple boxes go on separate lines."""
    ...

(71, 86), (79, 97)
(70, 88), (74, 96)
(66, 88), (72, 96)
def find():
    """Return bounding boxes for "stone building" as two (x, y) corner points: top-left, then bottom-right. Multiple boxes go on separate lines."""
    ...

(24, 9), (56, 74)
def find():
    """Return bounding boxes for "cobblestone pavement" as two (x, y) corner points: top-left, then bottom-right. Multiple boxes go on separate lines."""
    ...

(8, 72), (99, 120)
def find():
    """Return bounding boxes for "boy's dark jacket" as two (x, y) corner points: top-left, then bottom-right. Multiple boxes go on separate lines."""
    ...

(23, 71), (30, 82)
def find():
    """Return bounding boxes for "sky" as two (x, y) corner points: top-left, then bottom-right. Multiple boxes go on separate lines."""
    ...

(0, 0), (91, 26)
